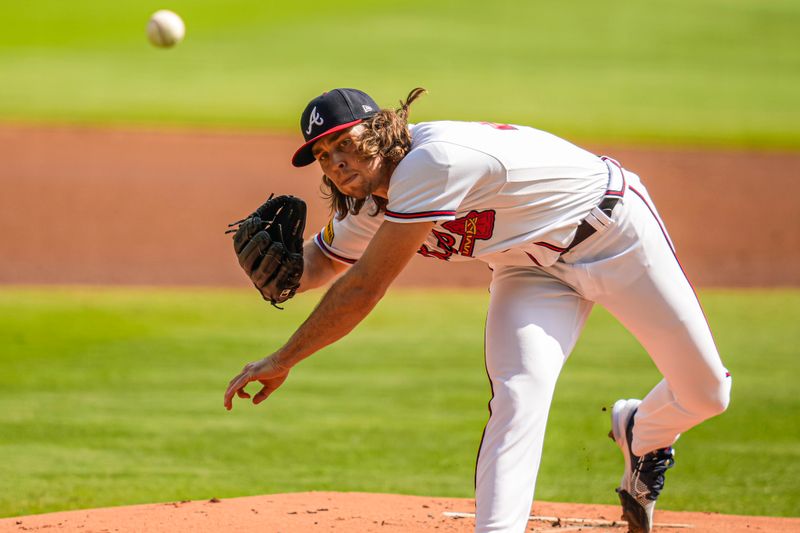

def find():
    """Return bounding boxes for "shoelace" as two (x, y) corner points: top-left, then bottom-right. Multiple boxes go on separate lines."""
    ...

(636, 447), (675, 500)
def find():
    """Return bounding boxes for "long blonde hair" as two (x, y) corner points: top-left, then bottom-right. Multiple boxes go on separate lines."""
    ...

(321, 87), (427, 219)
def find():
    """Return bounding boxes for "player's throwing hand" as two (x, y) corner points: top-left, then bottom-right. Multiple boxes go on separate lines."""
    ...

(224, 355), (290, 410)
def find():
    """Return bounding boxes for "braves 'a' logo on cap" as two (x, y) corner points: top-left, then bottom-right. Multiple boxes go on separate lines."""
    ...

(306, 106), (324, 135)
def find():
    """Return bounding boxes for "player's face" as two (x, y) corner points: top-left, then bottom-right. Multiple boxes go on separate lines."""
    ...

(312, 125), (391, 199)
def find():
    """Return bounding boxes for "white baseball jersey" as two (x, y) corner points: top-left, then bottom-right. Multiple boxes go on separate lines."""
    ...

(314, 121), (616, 268)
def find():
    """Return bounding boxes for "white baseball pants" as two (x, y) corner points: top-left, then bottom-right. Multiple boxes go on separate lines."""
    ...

(474, 171), (732, 533)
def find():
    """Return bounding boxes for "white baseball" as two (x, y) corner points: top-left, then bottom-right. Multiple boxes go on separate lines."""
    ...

(147, 10), (185, 48)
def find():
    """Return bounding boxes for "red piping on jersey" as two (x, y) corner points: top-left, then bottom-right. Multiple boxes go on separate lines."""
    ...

(314, 232), (357, 264)
(534, 241), (568, 253)
(524, 251), (542, 266)
(385, 209), (456, 220)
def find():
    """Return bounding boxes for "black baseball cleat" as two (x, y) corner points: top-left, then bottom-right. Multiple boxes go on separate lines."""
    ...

(610, 399), (676, 533)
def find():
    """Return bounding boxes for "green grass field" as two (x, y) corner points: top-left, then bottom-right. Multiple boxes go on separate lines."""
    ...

(1, 1), (798, 519)
(0, 287), (797, 518)
(1, 1), (799, 147)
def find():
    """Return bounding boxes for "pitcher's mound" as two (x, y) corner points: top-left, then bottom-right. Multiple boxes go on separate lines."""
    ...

(2, 492), (798, 532)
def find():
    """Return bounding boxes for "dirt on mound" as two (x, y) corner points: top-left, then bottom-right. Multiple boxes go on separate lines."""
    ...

(2, 492), (797, 532)
(1, 124), (798, 288)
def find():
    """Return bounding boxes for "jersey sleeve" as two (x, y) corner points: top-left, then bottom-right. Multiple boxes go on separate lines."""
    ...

(385, 143), (473, 223)
(313, 203), (383, 265)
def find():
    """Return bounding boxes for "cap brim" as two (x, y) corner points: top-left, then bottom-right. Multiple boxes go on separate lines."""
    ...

(291, 119), (363, 167)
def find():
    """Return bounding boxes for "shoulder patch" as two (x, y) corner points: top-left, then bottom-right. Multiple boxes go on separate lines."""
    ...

(323, 219), (335, 245)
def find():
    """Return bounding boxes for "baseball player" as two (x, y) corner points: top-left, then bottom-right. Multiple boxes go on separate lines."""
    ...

(224, 88), (732, 533)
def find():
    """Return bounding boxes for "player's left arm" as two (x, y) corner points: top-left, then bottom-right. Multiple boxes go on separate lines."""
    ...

(297, 238), (348, 293)
(224, 219), (434, 410)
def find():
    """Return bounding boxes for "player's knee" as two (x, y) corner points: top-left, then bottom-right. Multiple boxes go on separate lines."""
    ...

(493, 386), (531, 416)
(491, 378), (551, 422)
(698, 389), (729, 419)
(687, 371), (731, 419)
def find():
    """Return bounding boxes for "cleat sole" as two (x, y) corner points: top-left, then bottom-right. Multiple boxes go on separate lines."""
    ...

(617, 489), (650, 533)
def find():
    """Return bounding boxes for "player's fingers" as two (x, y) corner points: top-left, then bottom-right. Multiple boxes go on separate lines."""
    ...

(224, 372), (252, 410)
(236, 388), (251, 399)
(223, 387), (235, 410)
(252, 386), (278, 405)
(252, 386), (271, 405)
(226, 373), (245, 389)
(224, 383), (240, 410)
(252, 375), (288, 405)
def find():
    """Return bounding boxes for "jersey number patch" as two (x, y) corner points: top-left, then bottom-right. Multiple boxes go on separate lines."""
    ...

(417, 210), (496, 260)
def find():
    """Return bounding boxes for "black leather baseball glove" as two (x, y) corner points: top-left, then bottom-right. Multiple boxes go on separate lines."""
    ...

(226, 195), (307, 307)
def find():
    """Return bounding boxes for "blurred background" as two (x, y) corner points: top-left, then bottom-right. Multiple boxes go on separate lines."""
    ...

(1, 0), (798, 287)
(1, 0), (798, 521)
(2, 1), (798, 142)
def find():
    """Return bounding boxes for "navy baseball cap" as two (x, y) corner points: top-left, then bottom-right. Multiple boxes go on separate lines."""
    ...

(291, 88), (380, 167)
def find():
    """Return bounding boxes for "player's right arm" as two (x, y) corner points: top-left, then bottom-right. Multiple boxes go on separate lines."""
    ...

(298, 238), (348, 292)
(223, 219), (434, 410)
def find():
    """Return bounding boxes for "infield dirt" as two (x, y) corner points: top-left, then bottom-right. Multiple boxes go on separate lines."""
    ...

(1, 124), (798, 288)
(2, 492), (799, 532)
